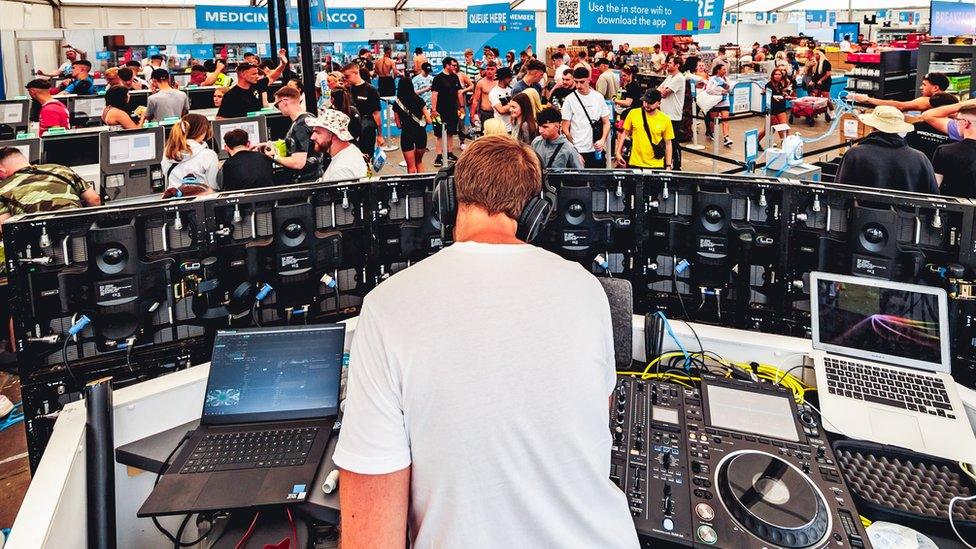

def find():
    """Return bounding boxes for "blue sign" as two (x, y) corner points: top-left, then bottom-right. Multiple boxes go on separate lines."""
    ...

(195, 4), (364, 30)
(828, 11), (836, 26)
(147, 45), (161, 57)
(508, 10), (536, 32)
(468, 3), (509, 32)
(931, 1), (976, 36)
(407, 26), (536, 75)
(755, 12), (764, 21)
(177, 44), (214, 60)
(770, 13), (777, 23)
(805, 10), (827, 23)
(546, 0), (702, 34)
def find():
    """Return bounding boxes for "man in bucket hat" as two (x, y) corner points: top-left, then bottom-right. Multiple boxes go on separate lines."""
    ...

(307, 109), (367, 182)
(835, 105), (937, 194)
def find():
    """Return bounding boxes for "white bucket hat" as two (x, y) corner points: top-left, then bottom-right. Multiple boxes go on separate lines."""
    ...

(858, 105), (915, 134)
(306, 109), (355, 142)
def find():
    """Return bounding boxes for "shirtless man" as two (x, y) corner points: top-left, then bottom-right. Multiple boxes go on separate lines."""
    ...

(471, 61), (498, 125)
(375, 46), (399, 97)
(457, 67), (476, 142)
(413, 47), (428, 76)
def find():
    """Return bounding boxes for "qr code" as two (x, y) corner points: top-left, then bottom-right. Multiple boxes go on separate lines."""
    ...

(556, 0), (580, 28)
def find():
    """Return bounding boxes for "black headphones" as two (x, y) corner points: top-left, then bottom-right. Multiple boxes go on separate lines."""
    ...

(431, 164), (552, 243)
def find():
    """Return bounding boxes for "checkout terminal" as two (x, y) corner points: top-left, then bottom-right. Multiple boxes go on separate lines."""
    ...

(211, 115), (268, 160)
(41, 129), (101, 167)
(66, 95), (106, 127)
(99, 126), (165, 201)
(0, 137), (41, 164)
(0, 99), (30, 135)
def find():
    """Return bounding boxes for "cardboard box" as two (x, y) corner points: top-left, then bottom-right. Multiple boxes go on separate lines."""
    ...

(838, 112), (873, 149)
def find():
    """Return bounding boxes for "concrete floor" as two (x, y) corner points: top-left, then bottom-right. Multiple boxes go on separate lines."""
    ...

(0, 110), (842, 534)
(372, 111), (841, 175)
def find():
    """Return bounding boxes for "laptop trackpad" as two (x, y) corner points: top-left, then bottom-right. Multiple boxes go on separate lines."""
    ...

(868, 408), (923, 449)
(195, 470), (266, 509)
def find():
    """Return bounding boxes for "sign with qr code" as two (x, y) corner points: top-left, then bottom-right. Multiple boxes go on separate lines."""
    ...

(547, 0), (721, 34)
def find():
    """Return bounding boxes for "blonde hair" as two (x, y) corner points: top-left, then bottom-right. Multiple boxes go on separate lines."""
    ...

(482, 117), (508, 136)
(165, 113), (213, 162)
(522, 87), (544, 115)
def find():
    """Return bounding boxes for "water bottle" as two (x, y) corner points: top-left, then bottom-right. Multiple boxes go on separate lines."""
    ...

(594, 149), (604, 161)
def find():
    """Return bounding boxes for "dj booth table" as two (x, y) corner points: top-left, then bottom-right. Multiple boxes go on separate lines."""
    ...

(7, 317), (976, 549)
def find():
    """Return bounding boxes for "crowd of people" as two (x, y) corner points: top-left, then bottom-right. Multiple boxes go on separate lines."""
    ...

(10, 33), (976, 224)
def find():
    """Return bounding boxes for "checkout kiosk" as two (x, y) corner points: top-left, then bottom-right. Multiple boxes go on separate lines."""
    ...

(0, 136), (41, 164)
(187, 86), (218, 111)
(99, 126), (165, 202)
(0, 99), (30, 136)
(211, 115), (268, 160)
(66, 95), (106, 128)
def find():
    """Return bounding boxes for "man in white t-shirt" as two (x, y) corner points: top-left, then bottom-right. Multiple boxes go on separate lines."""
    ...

(650, 44), (667, 75)
(561, 66), (611, 168)
(334, 135), (639, 549)
(658, 55), (687, 170)
(307, 109), (367, 182)
(489, 67), (515, 132)
(552, 53), (571, 82)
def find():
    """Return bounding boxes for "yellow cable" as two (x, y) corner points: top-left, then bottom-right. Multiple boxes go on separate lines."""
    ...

(961, 462), (976, 481)
(860, 515), (872, 528)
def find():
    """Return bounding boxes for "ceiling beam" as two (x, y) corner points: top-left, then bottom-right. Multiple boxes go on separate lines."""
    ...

(394, 0), (410, 10)
(724, 0), (757, 11)
(510, 0), (527, 8)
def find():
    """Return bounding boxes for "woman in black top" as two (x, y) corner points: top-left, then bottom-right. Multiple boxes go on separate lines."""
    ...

(757, 68), (794, 145)
(392, 76), (431, 173)
(806, 49), (833, 121)
(331, 89), (363, 144)
(101, 85), (143, 129)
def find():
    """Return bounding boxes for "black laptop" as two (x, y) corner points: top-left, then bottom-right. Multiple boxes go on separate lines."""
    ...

(138, 324), (344, 517)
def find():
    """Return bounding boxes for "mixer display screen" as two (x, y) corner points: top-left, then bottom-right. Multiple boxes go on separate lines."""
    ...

(653, 406), (679, 424)
(706, 386), (800, 442)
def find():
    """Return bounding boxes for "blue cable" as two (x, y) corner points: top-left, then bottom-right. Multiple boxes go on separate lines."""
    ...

(654, 311), (692, 371)
(0, 402), (24, 433)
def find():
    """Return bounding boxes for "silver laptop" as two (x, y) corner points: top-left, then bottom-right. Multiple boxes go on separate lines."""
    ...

(810, 271), (976, 462)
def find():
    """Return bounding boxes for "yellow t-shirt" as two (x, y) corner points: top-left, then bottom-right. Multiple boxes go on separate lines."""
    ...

(623, 108), (675, 168)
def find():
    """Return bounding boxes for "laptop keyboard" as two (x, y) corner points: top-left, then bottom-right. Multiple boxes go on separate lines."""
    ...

(179, 427), (318, 474)
(824, 358), (955, 419)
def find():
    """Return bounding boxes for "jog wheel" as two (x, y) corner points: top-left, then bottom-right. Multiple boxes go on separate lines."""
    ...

(716, 450), (830, 548)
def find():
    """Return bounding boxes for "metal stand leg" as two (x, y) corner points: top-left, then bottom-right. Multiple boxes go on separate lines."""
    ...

(686, 100), (705, 151)
(382, 98), (398, 152)
(712, 116), (720, 174)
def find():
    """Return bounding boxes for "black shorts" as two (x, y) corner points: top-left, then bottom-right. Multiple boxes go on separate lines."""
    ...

(433, 115), (459, 137)
(400, 125), (428, 152)
(378, 76), (396, 97)
(710, 106), (730, 114)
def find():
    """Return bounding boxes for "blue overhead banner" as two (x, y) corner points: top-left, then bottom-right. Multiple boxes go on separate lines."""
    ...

(467, 3), (510, 32)
(805, 10), (827, 23)
(195, 4), (364, 30)
(508, 10), (536, 32)
(407, 27), (536, 75)
(546, 0), (705, 34)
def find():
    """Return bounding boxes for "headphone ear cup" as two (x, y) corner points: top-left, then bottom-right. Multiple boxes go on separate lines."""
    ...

(433, 178), (457, 229)
(516, 197), (552, 243)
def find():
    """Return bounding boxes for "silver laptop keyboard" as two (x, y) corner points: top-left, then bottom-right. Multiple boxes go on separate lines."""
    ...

(824, 358), (954, 419)
(179, 427), (318, 474)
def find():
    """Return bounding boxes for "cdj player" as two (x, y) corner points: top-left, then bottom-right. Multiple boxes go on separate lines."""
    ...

(611, 375), (871, 548)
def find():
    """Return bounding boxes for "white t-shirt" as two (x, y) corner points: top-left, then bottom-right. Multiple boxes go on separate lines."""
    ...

(554, 63), (571, 82)
(660, 72), (687, 121)
(321, 144), (367, 182)
(650, 52), (666, 73)
(489, 84), (513, 131)
(561, 89), (611, 153)
(334, 242), (638, 549)
(161, 140), (219, 190)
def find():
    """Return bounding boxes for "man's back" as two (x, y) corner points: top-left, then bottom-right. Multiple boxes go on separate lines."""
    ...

(145, 88), (189, 121)
(218, 151), (274, 191)
(334, 242), (638, 548)
(932, 139), (976, 198)
(836, 133), (938, 194)
(0, 163), (88, 216)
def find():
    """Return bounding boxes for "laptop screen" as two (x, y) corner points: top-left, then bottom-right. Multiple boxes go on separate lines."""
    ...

(203, 325), (345, 424)
(811, 273), (950, 373)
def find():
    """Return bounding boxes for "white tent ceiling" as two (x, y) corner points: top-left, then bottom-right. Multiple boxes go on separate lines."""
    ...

(55, 0), (936, 12)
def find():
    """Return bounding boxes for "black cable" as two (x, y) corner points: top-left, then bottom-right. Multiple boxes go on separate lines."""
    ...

(780, 363), (815, 381)
(151, 433), (192, 546)
(61, 337), (78, 385)
(334, 286), (342, 317)
(173, 514), (192, 549)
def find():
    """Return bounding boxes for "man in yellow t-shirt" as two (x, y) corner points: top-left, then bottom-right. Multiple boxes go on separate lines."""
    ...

(615, 89), (674, 169)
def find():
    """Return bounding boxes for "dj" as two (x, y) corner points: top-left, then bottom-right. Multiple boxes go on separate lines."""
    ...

(334, 135), (639, 548)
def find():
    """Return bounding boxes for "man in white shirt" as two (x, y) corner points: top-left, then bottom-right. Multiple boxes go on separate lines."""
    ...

(489, 67), (515, 132)
(650, 44), (666, 75)
(840, 35), (853, 52)
(552, 53), (571, 82)
(658, 55), (687, 170)
(307, 110), (367, 182)
(556, 43), (573, 66)
(334, 135), (639, 549)
(595, 58), (619, 100)
(142, 54), (165, 83)
(562, 66), (611, 168)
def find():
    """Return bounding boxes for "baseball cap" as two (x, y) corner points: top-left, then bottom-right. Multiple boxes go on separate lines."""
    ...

(306, 109), (354, 142)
